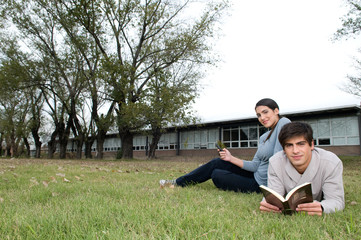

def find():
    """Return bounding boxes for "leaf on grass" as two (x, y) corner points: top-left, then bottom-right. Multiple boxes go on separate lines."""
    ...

(50, 176), (57, 183)
(99, 168), (110, 172)
(30, 177), (39, 186)
(0, 197), (4, 203)
(52, 192), (59, 197)
(56, 173), (65, 177)
(42, 181), (49, 188)
(75, 176), (83, 181)
(350, 201), (357, 205)
(63, 178), (70, 183)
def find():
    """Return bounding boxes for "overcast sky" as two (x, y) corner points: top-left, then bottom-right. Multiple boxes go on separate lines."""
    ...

(192, 0), (361, 122)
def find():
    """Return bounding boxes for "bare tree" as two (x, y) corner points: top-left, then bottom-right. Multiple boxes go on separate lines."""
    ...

(334, 0), (361, 97)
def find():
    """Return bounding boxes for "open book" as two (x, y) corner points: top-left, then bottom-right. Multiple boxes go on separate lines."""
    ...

(260, 182), (313, 215)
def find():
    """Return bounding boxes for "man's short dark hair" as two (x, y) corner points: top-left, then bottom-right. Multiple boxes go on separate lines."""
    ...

(278, 122), (313, 149)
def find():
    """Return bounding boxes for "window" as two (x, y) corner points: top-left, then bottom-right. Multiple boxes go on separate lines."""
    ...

(157, 132), (177, 150)
(180, 128), (219, 150)
(305, 116), (359, 146)
(222, 125), (265, 148)
(133, 135), (147, 151)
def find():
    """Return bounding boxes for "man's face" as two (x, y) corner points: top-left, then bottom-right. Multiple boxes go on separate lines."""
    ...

(283, 135), (314, 174)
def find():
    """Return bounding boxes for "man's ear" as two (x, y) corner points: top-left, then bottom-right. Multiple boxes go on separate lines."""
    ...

(311, 139), (315, 150)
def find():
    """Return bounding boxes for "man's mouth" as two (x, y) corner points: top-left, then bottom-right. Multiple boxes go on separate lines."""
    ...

(292, 155), (302, 160)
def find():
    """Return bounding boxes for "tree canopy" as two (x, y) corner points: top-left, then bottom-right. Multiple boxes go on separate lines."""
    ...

(0, 0), (229, 159)
(334, 0), (361, 98)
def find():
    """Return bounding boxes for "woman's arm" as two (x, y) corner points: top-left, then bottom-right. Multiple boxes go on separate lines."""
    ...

(219, 148), (244, 168)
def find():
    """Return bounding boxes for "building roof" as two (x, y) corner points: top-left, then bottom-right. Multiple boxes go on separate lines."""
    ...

(178, 104), (361, 130)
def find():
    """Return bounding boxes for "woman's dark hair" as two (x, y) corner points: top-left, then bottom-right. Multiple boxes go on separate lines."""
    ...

(255, 98), (280, 141)
(278, 122), (313, 149)
(255, 98), (279, 112)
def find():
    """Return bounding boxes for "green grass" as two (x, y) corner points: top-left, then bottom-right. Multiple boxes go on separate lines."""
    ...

(0, 156), (360, 239)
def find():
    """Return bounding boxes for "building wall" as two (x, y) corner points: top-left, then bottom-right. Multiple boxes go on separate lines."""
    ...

(64, 106), (361, 158)
(131, 145), (361, 159)
(317, 145), (360, 156)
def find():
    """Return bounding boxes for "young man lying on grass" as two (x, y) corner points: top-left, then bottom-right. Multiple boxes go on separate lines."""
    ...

(260, 122), (345, 216)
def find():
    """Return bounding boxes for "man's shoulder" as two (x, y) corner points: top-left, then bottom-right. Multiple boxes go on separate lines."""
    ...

(314, 147), (342, 165)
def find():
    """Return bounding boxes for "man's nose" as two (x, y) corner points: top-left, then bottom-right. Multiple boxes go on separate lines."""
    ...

(292, 145), (299, 153)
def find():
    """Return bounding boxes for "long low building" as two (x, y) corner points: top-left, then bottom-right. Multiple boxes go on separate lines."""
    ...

(79, 104), (361, 158)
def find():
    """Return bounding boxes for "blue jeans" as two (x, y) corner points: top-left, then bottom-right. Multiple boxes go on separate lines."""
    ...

(176, 158), (260, 193)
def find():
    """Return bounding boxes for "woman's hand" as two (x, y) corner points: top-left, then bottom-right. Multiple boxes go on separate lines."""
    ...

(218, 148), (244, 168)
(218, 148), (232, 161)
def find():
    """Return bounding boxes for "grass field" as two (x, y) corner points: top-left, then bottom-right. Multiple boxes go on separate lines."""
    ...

(0, 155), (360, 239)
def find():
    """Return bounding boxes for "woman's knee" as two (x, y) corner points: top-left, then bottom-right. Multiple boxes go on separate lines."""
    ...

(211, 169), (229, 189)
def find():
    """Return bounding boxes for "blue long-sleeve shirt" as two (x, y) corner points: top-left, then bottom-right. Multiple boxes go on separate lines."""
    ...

(242, 117), (291, 186)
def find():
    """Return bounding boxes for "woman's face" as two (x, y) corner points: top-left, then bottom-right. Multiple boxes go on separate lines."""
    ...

(255, 105), (280, 128)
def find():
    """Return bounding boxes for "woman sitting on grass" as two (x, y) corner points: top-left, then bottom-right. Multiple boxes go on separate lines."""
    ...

(160, 98), (290, 193)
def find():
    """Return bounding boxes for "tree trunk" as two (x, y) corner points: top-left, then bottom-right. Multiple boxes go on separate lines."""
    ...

(0, 133), (3, 156)
(47, 139), (56, 159)
(23, 137), (31, 157)
(48, 126), (59, 159)
(31, 128), (42, 158)
(58, 120), (71, 159)
(76, 141), (83, 159)
(59, 144), (66, 158)
(120, 130), (133, 159)
(148, 129), (162, 159)
(59, 135), (69, 159)
(10, 133), (17, 158)
(6, 146), (11, 157)
(75, 134), (84, 159)
(96, 130), (106, 159)
(84, 136), (95, 159)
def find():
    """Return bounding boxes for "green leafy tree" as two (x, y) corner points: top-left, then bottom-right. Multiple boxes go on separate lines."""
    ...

(55, 0), (229, 158)
(0, 0), (228, 159)
(0, 37), (45, 158)
(0, 58), (31, 157)
(37, 0), (115, 159)
(144, 65), (200, 159)
(1, 0), (91, 159)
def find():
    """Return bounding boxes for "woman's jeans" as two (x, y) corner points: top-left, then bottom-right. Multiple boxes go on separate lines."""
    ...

(176, 158), (260, 193)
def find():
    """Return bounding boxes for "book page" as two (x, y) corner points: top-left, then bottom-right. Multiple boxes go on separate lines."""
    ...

(260, 185), (286, 210)
(285, 182), (311, 200)
(286, 183), (313, 210)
